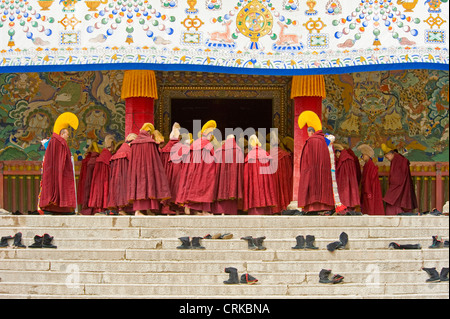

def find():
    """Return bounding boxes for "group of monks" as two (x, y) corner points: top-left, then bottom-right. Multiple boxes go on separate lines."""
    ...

(38, 111), (418, 216)
(297, 111), (418, 216)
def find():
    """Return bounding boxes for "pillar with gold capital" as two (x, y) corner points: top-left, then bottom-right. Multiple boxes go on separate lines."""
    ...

(291, 74), (326, 203)
(121, 70), (158, 136)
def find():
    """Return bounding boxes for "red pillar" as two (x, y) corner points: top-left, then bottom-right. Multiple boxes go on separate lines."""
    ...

(292, 96), (323, 201)
(121, 70), (158, 137)
(125, 97), (155, 136)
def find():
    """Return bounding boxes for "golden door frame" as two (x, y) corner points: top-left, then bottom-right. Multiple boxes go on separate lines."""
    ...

(155, 85), (289, 140)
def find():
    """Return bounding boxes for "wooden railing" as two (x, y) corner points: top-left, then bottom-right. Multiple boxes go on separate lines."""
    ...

(0, 160), (449, 214)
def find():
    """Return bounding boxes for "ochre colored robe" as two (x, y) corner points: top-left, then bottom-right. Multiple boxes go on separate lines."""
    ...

(297, 131), (334, 212)
(360, 159), (385, 215)
(383, 153), (418, 215)
(243, 145), (277, 215)
(335, 149), (361, 210)
(128, 130), (171, 211)
(39, 132), (76, 213)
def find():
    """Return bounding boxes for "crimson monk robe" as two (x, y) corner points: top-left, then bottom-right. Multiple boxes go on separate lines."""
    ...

(243, 135), (277, 215)
(213, 135), (245, 215)
(128, 124), (171, 212)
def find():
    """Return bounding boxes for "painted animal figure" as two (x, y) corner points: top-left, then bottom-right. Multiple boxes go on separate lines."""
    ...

(209, 20), (234, 43)
(276, 22), (300, 45)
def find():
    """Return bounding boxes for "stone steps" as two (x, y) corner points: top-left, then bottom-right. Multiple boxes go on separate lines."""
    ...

(0, 216), (448, 299)
(0, 237), (447, 250)
(0, 282), (448, 297)
(0, 270), (445, 285)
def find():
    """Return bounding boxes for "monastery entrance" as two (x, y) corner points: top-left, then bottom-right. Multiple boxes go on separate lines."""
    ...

(171, 98), (273, 138)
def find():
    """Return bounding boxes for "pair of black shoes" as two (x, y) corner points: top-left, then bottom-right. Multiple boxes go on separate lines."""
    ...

(177, 236), (205, 249)
(422, 267), (449, 282)
(29, 234), (57, 249)
(223, 267), (258, 285)
(292, 235), (318, 250)
(429, 236), (449, 249)
(0, 232), (26, 248)
(319, 269), (344, 284)
(241, 236), (266, 250)
(388, 242), (422, 250)
(326, 232), (348, 252)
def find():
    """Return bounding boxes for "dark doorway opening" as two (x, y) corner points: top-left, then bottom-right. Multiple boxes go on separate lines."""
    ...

(171, 98), (273, 139)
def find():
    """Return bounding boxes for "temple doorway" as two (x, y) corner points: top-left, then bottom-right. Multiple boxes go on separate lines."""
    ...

(171, 98), (273, 138)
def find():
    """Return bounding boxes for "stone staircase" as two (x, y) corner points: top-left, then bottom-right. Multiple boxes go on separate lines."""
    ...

(0, 215), (448, 299)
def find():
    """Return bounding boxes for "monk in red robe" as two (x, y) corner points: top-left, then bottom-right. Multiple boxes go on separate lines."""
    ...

(176, 120), (218, 215)
(297, 127), (335, 213)
(269, 132), (293, 213)
(357, 144), (384, 215)
(213, 135), (244, 215)
(80, 148), (99, 215)
(243, 135), (277, 215)
(128, 123), (171, 215)
(174, 132), (194, 215)
(382, 144), (418, 215)
(160, 124), (183, 215)
(39, 113), (78, 214)
(334, 144), (360, 212)
(88, 135), (116, 213)
(107, 133), (137, 215)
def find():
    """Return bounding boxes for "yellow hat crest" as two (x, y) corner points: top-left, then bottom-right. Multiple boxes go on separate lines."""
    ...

(249, 134), (262, 148)
(53, 112), (79, 134)
(201, 120), (217, 135)
(298, 111), (322, 132)
(357, 144), (374, 158)
(141, 123), (155, 134)
(381, 143), (393, 155)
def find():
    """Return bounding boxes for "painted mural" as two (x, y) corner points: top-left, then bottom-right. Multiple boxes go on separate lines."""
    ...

(323, 69), (449, 162)
(0, 70), (126, 160)
(0, 0), (448, 74)
(0, 69), (448, 162)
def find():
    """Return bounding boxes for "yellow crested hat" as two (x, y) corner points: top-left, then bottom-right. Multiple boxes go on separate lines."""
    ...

(249, 134), (262, 148)
(334, 143), (345, 151)
(125, 133), (138, 142)
(201, 120), (217, 136)
(141, 122), (155, 134)
(88, 141), (100, 154)
(357, 144), (375, 158)
(298, 111), (322, 132)
(283, 136), (294, 153)
(53, 112), (79, 134)
(381, 143), (393, 155)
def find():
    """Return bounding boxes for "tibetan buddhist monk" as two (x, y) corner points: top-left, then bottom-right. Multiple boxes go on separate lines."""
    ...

(176, 120), (218, 215)
(128, 123), (171, 216)
(107, 133), (137, 215)
(297, 111), (335, 213)
(213, 134), (244, 215)
(382, 144), (418, 215)
(268, 131), (293, 213)
(88, 135), (116, 213)
(357, 144), (385, 215)
(243, 135), (277, 215)
(160, 124), (183, 215)
(39, 112), (78, 214)
(80, 144), (100, 215)
(334, 143), (360, 212)
(174, 132), (194, 215)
